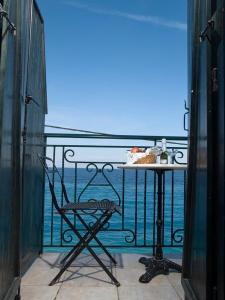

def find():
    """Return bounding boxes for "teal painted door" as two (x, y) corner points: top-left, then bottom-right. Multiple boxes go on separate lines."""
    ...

(182, 1), (225, 299)
(20, 1), (47, 274)
(0, 1), (20, 299)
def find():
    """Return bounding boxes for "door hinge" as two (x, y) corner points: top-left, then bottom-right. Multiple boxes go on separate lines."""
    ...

(199, 7), (224, 45)
(212, 67), (219, 92)
(0, 3), (16, 36)
(199, 19), (214, 43)
(25, 95), (40, 107)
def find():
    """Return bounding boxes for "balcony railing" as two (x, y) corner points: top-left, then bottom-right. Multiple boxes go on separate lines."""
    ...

(42, 133), (187, 254)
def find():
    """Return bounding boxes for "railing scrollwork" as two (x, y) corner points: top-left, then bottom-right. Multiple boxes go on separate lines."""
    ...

(172, 229), (184, 243)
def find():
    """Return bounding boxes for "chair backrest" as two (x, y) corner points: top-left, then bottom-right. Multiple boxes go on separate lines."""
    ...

(38, 155), (70, 213)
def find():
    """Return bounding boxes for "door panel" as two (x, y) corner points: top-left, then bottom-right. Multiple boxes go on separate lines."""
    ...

(21, 2), (47, 274)
(188, 2), (208, 299)
(182, 1), (225, 299)
(182, 1), (209, 298)
(212, 1), (224, 299)
(0, 0), (19, 299)
(0, 0), (47, 298)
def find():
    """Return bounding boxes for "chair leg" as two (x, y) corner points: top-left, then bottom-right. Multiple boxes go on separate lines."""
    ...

(50, 222), (99, 286)
(92, 236), (117, 265)
(59, 226), (93, 265)
(76, 213), (120, 286)
(61, 237), (117, 266)
(60, 247), (75, 265)
(61, 212), (117, 266)
(76, 213), (117, 265)
(60, 212), (107, 265)
(50, 211), (113, 285)
(86, 245), (120, 286)
(51, 239), (120, 287)
(49, 243), (84, 285)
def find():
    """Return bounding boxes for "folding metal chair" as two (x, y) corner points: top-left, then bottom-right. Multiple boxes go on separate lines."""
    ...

(38, 155), (120, 287)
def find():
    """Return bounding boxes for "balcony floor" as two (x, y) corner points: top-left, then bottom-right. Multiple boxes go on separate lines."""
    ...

(21, 253), (184, 300)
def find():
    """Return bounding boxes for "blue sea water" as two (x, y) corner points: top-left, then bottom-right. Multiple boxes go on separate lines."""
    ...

(43, 167), (185, 255)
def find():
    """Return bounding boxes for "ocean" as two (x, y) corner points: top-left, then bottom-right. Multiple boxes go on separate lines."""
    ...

(43, 167), (185, 255)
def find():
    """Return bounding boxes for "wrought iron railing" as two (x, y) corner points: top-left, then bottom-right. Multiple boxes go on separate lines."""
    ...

(42, 133), (187, 253)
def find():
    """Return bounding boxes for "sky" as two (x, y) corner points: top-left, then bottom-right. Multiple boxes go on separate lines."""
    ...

(37, 0), (187, 138)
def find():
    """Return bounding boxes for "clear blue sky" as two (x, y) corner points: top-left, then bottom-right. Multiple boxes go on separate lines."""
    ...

(37, 0), (187, 137)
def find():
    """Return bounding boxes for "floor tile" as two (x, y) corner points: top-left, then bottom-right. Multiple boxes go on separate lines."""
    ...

(42, 252), (115, 268)
(40, 253), (64, 266)
(22, 268), (64, 286)
(56, 286), (118, 300)
(118, 253), (151, 269)
(115, 267), (171, 287)
(28, 257), (57, 270)
(66, 253), (114, 268)
(22, 261), (65, 286)
(167, 272), (184, 299)
(21, 285), (59, 300)
(62, 266), (117, 287)
(118, 286), (180, 300)
(21, 253), (185, 300)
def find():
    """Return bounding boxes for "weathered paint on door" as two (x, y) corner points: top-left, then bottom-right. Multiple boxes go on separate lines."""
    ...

(0, 1), (20, 299)
(20, 1), (47, 275)
(0, 1), (47, 299)
(182, 1), (224, 299)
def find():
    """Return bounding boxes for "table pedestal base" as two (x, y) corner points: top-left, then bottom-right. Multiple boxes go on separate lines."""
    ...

(138, 257), (182, 283)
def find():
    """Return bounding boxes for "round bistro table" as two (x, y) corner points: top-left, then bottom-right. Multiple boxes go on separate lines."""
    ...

(118, 163), (187, 283)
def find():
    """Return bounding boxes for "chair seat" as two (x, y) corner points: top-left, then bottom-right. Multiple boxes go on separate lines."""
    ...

(61, 200), (120, 214)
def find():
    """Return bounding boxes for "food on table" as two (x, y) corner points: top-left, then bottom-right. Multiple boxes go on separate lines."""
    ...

(131, 147), (143, 153)
(127, 149), (145, 164)
(134, 153), (156, 164)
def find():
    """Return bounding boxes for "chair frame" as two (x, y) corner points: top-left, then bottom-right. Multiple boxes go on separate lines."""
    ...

(38, 155), (120, 287)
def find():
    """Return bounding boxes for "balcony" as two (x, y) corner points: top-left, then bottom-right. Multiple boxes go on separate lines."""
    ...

(24, 133), (187, 299)
(1, 0), (224, 299)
